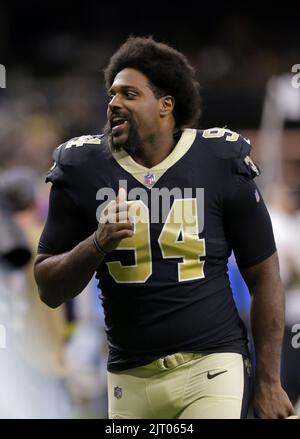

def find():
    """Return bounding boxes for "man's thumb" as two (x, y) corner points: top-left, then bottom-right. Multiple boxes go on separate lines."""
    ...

(116, 187), (127, 203)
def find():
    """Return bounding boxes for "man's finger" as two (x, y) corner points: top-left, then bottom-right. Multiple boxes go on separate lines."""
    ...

(112, 229), (134, 241)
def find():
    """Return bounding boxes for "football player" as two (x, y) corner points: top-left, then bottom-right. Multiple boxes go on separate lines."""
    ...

(34, 37), (296, 419)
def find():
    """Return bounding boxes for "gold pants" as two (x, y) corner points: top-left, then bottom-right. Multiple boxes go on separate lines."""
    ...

(107, 352), (251, 419)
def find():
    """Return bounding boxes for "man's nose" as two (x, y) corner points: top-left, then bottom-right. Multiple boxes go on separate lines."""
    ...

(108, 94), (122, 111)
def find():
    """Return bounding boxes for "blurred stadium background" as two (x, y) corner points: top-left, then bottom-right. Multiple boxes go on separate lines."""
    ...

(0, 2), (299, 418)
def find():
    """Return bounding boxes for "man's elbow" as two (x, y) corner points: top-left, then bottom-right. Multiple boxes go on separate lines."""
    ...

(34, 258), (62, 308)
(38, 286), (63, 309)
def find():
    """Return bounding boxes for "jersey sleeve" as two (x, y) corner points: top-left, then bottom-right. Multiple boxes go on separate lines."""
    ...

(45, 134), (104, 187)
(217, 132), (260, 192)
(217, 132), (275, 267)
(38, 185), (89, 255)
(202, 128), (260, 195)
(230, 138), (260, 190)
(39, 135), (103, 255)
(224, 179), (276, 268)
(45, 144), (65, 186)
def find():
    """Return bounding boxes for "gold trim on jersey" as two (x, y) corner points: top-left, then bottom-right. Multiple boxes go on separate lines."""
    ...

(111, 128), (197, 188)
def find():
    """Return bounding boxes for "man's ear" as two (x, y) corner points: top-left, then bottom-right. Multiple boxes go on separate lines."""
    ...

(160, 96), (175, 116)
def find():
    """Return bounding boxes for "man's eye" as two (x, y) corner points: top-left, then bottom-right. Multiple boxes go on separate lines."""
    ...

(126, 91), (137, 98)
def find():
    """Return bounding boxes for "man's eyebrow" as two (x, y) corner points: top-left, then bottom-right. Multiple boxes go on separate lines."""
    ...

(108, 84), (141, 93)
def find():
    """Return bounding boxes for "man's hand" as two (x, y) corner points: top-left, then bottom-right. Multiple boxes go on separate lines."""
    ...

(96, 187), (134, 253)
(253, 381), (296, 419)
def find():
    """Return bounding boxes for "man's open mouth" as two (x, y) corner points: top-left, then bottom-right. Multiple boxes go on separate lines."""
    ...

(111, 117), (128, 133)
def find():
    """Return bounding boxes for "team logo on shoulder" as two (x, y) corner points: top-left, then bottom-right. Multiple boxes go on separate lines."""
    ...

(144, 172), (155, 187)
(114, 386), (122, 399)
(244, 155), (260, 176)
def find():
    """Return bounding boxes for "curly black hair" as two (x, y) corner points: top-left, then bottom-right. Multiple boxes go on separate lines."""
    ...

(104, 36), (201, 129)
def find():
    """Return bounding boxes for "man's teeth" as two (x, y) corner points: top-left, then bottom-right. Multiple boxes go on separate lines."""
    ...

(112, 119), (127, 127)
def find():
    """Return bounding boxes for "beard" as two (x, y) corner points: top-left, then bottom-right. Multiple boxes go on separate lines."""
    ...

(103, 114), (142, 156)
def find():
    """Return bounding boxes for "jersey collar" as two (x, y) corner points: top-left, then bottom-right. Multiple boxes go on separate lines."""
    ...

(111, 128), (196, 188)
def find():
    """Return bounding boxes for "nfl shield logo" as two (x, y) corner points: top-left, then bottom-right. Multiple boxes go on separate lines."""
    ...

(144, 172), (155, 186)
(114, 386), (122, 399)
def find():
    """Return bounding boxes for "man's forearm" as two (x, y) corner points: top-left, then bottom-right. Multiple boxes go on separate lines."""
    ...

(251, 280), (285, 384)
(242, 253), (294, 418)
(34, 234), (104, 308)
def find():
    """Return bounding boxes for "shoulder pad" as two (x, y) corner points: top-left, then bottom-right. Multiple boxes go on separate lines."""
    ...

(46, 134), (104, 184)
(200, 127), (251, 160)
(62, 134), (103, 150)
(199, 128), (260, 178)
(56, 134), (104, 163)
(55, 133), (104, 163)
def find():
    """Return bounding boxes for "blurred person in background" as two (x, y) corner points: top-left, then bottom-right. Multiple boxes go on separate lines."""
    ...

(34, 36), (296, 419)
(64, 277), (108, 418)
(0, 167), (71, 418)
(0, 182), (32, 417)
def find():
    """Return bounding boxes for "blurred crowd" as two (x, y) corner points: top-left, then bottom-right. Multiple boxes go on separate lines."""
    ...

(0, 165), (108, 418)
(0, 65), (111, 417)
(0, 73), (108, 174)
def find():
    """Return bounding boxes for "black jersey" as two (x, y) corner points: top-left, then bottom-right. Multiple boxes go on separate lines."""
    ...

(39, 128), (276, 371)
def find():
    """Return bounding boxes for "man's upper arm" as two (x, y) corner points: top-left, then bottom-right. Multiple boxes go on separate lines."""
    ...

(38, 185), (88, 255)
(240, 251), (281, 293)
(224, 179), (276, 269)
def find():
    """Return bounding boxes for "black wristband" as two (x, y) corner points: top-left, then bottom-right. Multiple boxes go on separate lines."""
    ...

(92, 232), (107, 257)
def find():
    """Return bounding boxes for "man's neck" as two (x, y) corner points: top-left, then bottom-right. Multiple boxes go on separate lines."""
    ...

(130, 131), (178, 168)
